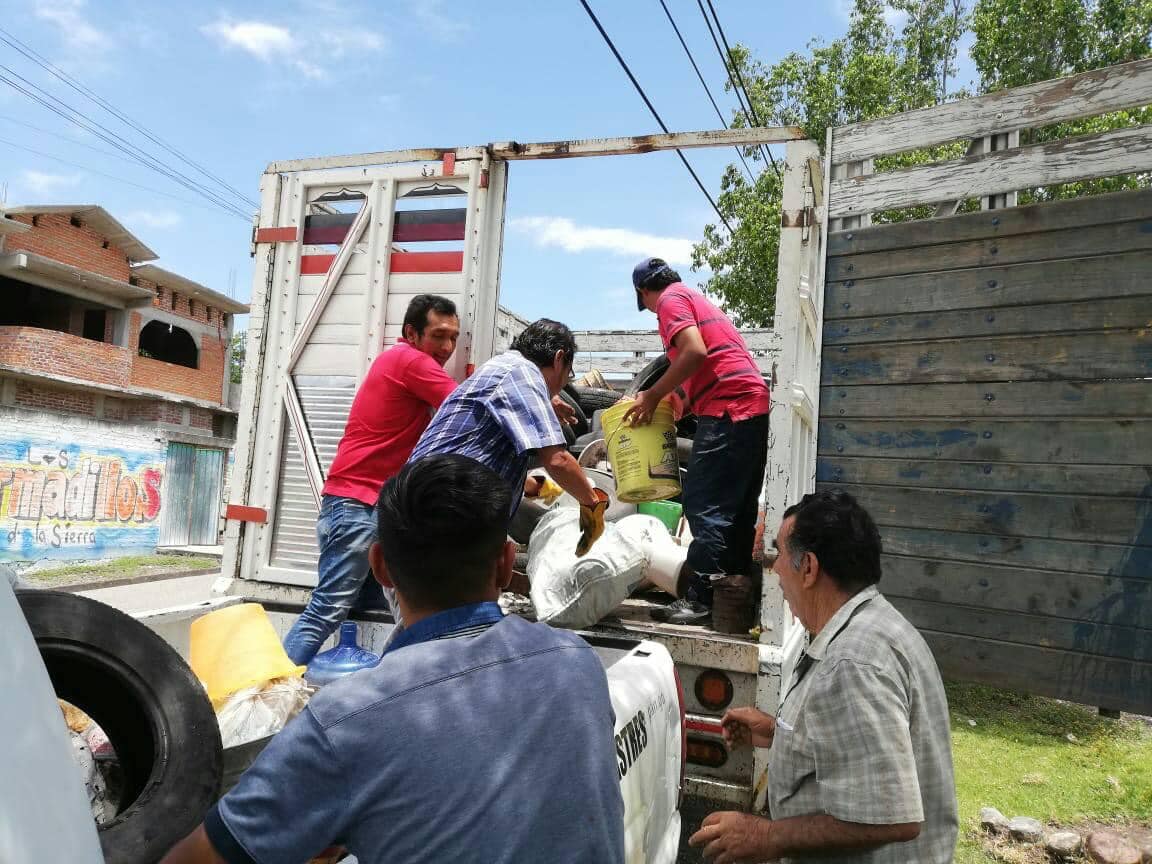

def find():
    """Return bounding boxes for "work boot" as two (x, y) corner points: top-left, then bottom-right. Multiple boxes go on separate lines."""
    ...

(650, 598), (711, 625)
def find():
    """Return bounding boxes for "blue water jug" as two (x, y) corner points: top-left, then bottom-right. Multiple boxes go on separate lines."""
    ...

(305, 622), (380, 686)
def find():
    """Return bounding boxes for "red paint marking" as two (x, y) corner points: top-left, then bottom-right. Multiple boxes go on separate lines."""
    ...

(393, 222), (466, 242)
(301, 225), (349, 245)
(226, 504), (268, 524)
(465, 363), (475, 377)
(442, 152), (456, 176)
(389, 251), (463, 273)
(479, 169), (489, 189)
(255, 227), (298, 243)
(300, 254), (335, 274)
(685, 717), (724, 735)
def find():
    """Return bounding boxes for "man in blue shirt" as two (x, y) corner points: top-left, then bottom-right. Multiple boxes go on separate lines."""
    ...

(161, 454), (626, 864)
(411, 318), (606, 554)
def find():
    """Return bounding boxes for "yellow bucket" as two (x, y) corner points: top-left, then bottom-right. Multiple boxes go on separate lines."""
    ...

(602, 398), (682, 503)
(189, 603), (306, 708)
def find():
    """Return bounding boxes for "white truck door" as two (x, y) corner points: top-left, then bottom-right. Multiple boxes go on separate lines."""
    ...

(229, 153), (508, 588)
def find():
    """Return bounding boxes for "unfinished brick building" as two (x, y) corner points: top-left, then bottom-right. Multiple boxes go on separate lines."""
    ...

(0, 204), (248, 561)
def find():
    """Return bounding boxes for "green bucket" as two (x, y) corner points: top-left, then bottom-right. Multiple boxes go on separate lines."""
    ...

(637, 500), (683, 536)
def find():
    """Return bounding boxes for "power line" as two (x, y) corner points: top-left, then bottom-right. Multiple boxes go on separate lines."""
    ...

(0, 26), (257, 209)
(0, 113), (156, 167)
(656, 0), (755, 183)
(0, 64), (252, 219)
(577, 0), (733, 234)
(695, 0), (780, 179)
(0, 135), (251, 218)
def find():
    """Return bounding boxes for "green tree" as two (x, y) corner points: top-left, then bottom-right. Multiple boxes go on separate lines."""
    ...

(229, 332), (246, 385)
(694, 0), (969, 325)
(693, 0), (1151, 326)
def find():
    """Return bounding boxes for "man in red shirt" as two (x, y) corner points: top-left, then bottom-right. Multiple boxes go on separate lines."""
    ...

(283, 295), (461, 664)
(624, 258), (771, 626)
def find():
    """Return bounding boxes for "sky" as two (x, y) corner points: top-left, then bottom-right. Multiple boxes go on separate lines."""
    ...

(0, 0), (968, 333)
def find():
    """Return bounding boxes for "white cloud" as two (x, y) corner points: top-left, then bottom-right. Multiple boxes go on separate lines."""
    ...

(411, 0), (469, 42)
(34, 0), (105, 52)
(125, 209), (182, 230)
(20, 170), (83, 195)
(511, 216), (696, 266)
(201, 15), (384, 80)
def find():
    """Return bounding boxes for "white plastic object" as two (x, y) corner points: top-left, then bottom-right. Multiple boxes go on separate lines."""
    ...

(216, 676), (312, 749)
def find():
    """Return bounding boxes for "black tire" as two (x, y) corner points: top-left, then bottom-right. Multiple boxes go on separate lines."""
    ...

(16, 590), (223, 864)
(571, 385), (622, 415)
(559, 384), (589, 439)
(626, 354), (671, 397)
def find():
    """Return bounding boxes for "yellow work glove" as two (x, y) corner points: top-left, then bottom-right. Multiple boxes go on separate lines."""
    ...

(576, 489), (609, 557)
(536, 477), (563, 506)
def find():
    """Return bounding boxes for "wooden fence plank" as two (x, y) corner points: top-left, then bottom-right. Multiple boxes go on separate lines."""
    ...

(818, 482), (1152, 547)
(824, 296), (1151, 345)
(817, 457), (1152, 498)
(831, 59), (1152, 164)
(921, 631), (1152, 714)
(822, 331), (1152, 385)
(880, 526), (1145, 578)
(827, 188), (1152, 257)
(880, 555), (1151, 627)
(825, 252), (1152, 320)
(829, 124), (1152, 219)
(572, 329), (779, 353)
(896, 598), (1152, 661)
(826, 220), (1152, 282)
(820, 380), (1152, 419)
(818, 418), (1151, 465)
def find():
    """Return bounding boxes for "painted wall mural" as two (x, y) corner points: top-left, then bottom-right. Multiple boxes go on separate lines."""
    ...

(0, 440), (165, 560)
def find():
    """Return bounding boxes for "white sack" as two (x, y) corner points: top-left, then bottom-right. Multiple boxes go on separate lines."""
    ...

(528, 511), (688, 628)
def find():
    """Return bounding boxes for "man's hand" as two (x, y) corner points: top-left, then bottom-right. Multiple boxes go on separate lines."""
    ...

(576, 489), (609, 556)
(689, 811), (775, 863)
(721, 706), (777, 750)
(552, 394), (577, 426)
(620, 390), (660, 427)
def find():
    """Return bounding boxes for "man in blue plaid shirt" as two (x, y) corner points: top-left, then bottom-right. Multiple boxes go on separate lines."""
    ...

(410, 319), (605, 553)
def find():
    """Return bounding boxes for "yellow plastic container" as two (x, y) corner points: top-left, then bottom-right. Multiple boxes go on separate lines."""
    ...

(189, 603), (306, 708)
(602, 398), (682, 503)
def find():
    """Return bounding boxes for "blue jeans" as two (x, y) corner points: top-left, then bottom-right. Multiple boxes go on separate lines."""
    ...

(682, 413), (770, 605)
(283, 495), (394, 665)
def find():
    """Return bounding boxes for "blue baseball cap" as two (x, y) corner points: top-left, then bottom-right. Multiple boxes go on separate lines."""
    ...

(632, 257), (672, 310)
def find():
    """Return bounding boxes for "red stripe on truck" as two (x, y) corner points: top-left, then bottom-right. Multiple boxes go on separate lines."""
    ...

(685, 717), (724, 736)
(300, 254), (335, 274)
(390, 251), (464, 273)
(226, 504), (268, 524)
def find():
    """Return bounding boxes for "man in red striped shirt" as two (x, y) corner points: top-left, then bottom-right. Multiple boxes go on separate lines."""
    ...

(624, 258), (771, 626)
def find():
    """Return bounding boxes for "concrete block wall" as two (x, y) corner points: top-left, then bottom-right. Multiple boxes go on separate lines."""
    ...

(4, 213), (132, 281)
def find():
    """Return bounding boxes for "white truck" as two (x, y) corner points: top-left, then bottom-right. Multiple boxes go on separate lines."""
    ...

(218, 128), (822, 812)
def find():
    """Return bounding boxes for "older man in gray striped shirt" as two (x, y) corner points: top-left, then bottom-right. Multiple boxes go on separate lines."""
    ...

(691, 490), (958, 864)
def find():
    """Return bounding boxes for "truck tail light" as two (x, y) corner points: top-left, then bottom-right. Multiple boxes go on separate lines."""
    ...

(694, 670), (734, 711)
(673, 667), (687, 805)
(686, 737), (728, 768)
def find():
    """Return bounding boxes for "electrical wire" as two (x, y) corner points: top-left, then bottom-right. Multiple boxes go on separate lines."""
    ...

(0, 64), (252, 220)
(0, 135), (251, 218)
(695, 0), (780, 179)
(577, 0), (733, 234)
(656, 0), (755, 182)
(0, 26), (256, 209)
(0, 112), (156, 167)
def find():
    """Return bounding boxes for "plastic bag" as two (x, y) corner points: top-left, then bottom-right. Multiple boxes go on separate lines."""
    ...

(217, 676), (312, 749)
(528, 510), (687, 628)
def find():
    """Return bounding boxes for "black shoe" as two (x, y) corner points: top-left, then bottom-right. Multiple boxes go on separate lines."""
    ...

(650, 598), (711, 625)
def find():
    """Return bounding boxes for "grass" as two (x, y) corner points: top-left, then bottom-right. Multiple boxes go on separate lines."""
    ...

(22, 554), (219, 587)
(948, 681), (1152, 863)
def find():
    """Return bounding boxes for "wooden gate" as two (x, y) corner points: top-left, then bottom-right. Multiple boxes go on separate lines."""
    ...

(820, 60), (1152, 713)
